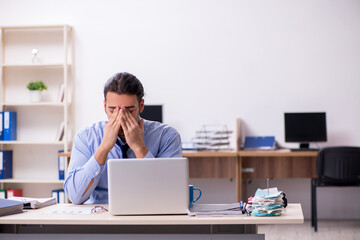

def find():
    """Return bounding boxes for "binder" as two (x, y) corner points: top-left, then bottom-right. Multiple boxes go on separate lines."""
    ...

(51, 190), (58, 203)
(0, 112), (3, 141)
(52, 189), (65, 203)
(58, 150), (65, 180)
(59, 190), (65, 203)
(6, 189), (22, 198)
(243, 136), (276, 150)
(0, 190), (6, 199)
(0, 150), (13, 179)
(3, 111), (17, 141)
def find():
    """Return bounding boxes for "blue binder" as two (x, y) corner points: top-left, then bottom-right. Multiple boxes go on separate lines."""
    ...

(52, 189), (65, 203)
(58, 150), (65, 180)
(0, 112), (3, 141)
(0, 150), (13, 179)
(243, 136), (276, 150)
(3, 111), (17, 141)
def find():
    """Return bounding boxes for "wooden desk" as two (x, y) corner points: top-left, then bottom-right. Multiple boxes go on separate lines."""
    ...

(0, 203), (304, 238)
(61, 150), (317, 202)
(183, 150), (318, 201)
(237, 150), (317, 201)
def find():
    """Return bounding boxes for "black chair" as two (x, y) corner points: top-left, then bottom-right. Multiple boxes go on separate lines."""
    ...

(311, 147), (360, 231)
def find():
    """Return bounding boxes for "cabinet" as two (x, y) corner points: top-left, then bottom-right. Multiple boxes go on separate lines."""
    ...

(0, 25), (73, 197)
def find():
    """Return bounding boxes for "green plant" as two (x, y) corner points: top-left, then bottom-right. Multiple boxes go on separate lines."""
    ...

(27, 81), (48, 91)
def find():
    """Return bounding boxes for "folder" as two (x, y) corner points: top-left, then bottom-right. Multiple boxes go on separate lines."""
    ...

(0, 112), (3, 141)
(3, 111), (17, 141)
(6, 189), (22, 198)
(243, 136), (276, 150)
(0, 190), (6, 199)
(51, 190), (58, 203)
(0, 150), (13, 179)
(58, 150), (65, 180)
(0, 198), (23, 216)
(59, 190), (65, 203)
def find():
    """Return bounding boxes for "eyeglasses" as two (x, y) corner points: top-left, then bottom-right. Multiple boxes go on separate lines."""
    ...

(91, 206), (108, 214)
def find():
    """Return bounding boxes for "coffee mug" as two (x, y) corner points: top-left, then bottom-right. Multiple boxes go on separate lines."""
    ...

(189, 185), (202, 208)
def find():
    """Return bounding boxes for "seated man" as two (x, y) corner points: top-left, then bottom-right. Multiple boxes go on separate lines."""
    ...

(65, 72), (182, 204)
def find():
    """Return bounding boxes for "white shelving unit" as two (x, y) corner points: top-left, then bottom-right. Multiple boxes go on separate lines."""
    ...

(0, 25), (73, 197)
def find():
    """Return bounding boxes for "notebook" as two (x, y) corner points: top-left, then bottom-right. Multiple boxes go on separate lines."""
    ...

(0, 198), (23, 216)
(107, 157), (189, 215)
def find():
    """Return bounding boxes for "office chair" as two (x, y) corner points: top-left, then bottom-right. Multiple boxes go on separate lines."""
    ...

(311, 147), (360, 232)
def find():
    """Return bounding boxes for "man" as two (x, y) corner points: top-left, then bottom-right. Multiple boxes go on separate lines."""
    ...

(64, 72), (182, 204)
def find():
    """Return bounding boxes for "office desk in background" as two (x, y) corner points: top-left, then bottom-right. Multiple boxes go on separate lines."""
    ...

(0, 203), (304, 239)
(60, 150), (318, 201)
(183, 150), (318, 201)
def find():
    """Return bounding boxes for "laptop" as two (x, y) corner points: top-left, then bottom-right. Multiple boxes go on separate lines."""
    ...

(107, 157), (189, 215)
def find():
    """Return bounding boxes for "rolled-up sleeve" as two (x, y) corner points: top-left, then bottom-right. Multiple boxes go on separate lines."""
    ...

(64, 131), (105, 204)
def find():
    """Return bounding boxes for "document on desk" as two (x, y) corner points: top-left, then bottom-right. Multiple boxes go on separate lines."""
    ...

(188, 203), (243, 216)
(45, 206), (93, 215)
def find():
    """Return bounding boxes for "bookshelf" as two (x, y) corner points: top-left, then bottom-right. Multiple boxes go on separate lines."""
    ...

(0, 25), (73, 197)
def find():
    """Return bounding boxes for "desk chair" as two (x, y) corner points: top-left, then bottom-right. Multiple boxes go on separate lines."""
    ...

(311, 146), (360, 231)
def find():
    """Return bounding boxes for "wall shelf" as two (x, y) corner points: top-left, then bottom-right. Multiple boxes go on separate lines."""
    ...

(0, 25), (73, 198)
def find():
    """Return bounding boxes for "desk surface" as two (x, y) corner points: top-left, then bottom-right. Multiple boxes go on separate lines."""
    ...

(238, 149), (318, 157)
(0, 203), (303, 225)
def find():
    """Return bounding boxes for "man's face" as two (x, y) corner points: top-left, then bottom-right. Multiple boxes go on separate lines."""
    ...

(104, 91), (144, 137)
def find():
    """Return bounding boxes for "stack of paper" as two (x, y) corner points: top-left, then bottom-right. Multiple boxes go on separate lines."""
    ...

(8, 197), (57, 209)
(250, 188), (286, 216)
(188, 203), (242, 216)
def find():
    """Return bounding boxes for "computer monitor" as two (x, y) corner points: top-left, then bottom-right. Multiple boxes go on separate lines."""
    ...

(284, 112), (327, 150)
(140, 105), (163, 123)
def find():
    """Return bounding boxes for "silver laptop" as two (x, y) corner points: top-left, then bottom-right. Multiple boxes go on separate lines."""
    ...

(107, 157), (189, 215)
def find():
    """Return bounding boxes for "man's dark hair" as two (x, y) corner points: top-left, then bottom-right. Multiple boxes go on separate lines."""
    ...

(104, 72), (144, 102)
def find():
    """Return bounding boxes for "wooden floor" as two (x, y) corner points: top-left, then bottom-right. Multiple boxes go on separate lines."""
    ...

(258, 220), (360, 240)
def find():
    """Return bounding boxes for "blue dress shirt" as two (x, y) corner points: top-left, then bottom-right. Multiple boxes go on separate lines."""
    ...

(64, 119), (182, 204)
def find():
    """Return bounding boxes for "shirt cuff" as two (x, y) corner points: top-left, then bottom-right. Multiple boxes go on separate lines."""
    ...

(83, 155), (104, 178)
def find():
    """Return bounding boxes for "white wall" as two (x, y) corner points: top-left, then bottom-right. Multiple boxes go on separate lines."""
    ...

(1, 0), (360, 219)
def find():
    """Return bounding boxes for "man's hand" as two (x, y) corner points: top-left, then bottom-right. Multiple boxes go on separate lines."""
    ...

(95, 107), (121, 165)
(120, 107), (149, 158)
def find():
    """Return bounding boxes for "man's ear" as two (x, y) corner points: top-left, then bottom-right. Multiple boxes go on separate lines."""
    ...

(104, 100), (107, 114)
(139, 99), (145, 113)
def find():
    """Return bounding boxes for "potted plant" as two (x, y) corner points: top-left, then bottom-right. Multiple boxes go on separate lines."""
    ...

(27, 81), (48, 102)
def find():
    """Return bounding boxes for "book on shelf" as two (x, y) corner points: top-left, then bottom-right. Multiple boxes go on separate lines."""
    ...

(58, 150), (65, 180)
(8, 196), (57, 209)
(55, 121), (65, 141)
(0, 198), (23, 216)
(6, 189), (22, 198)
(57, 83), (65, 102)
(52, 189), (65, 203)
(0, 150), (13, 179)
(0, 112), (3, 140)
(0, 190), (6, 199)
(3, 111), (17, 141)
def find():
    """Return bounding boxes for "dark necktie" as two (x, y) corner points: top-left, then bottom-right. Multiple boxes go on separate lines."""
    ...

(120, 143), (129, 158)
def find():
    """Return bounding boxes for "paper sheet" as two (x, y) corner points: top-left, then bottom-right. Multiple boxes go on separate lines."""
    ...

(45, 206), (93, 215)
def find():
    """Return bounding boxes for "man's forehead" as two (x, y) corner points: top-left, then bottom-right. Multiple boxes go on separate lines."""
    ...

(105, 93), (138, 105)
